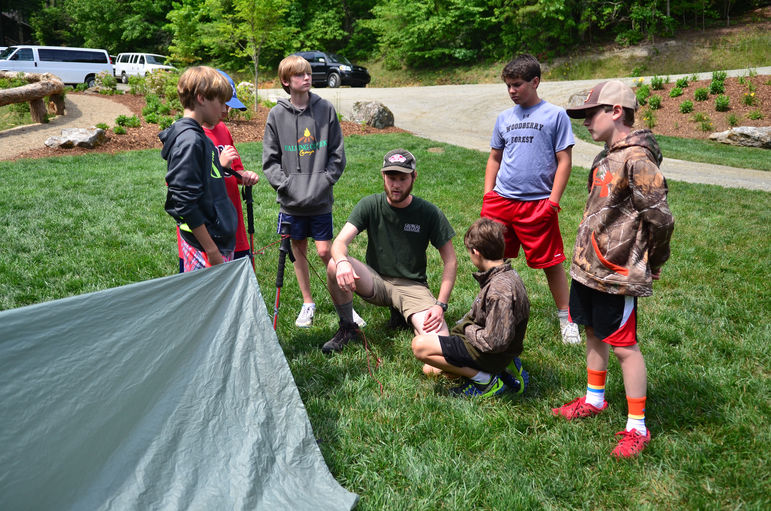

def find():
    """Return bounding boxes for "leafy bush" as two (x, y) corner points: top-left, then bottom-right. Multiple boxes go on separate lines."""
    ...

(694, 88), (709, 101)
(709, 80), (725, 95)
(728, 114), (738, 126)
(0, 75), (27, 89)
(648, 95), (662, 109)
(143, 112), (159, 125)
(743, 92), (756, 106)
(127, 75), (148, 95)
(669, 87), (683, 98)
(95, 123), (109, 130)
(714, 95), (730, 112)
(158, 116), (175, 130)
(747, 110), (763, 120)
(642, 109), (656, 129)
(636, 84), (651, 105)
(691, 112), (709, 123)
(712, 70), (728, 82)
(650, 76), (664, 90)
(74, 83), (89, 92)
(95, 71), (117, 89)
(115, 115), (141, 128)
(113, 126), (127, 135)
(679, 100), (693, 113)
(675, 77), (689, 88)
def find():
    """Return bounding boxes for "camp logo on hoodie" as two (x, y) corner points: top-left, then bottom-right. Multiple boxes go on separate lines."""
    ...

(284, 128), (328, 157)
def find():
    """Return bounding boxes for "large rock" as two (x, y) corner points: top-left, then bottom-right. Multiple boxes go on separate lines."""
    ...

(351, 101), (394, 129)
(45, 128), (107, 149)
(709, 126), (771, 149)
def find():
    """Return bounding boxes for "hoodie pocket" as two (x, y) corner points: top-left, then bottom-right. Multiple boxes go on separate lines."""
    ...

(591, 231), (629, 276)
(282, 171), (333, 209)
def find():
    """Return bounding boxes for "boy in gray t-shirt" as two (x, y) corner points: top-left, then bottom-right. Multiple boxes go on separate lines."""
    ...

(481, 53), (580, 346)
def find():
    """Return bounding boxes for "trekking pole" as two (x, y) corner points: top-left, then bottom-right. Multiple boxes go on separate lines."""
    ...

(242, 184), (256, 271)
(273, 221), (295, 330)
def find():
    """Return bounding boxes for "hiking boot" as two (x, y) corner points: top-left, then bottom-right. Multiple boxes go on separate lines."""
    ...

(295, 303), (315, 328)
(352, 309), (367, 328)
(611, 428), (651, 458)
(552, 396), (608, 420)
(450, 374), (507, 398)
(321, 320), (360, 354)
(386, 306), (409, 330)
(499, 357), (529, 395)
(560, 320), (581, 345)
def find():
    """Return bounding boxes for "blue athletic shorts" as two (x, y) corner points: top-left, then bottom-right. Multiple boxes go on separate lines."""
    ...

(277, 212), (333, 241)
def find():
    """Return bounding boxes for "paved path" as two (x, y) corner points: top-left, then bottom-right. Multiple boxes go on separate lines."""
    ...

(261, 67), (771, 192)
(0, 94), (132, 161)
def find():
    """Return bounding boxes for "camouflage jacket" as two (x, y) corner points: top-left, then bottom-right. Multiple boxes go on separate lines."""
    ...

(451, 262), (529, 356)
(570, 129), (674, 296)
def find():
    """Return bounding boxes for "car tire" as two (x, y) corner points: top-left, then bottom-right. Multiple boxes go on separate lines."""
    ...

(327, 72), (340, 88)
(85, 75), (96, 88)
(121, 72), (128, 84)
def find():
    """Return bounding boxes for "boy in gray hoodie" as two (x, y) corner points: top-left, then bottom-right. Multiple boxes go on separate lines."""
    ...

(262, 55), (363, 328)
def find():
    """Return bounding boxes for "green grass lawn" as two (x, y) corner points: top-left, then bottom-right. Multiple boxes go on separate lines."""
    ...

(571, 119), (771, 171)
(1, 133), (769, 509)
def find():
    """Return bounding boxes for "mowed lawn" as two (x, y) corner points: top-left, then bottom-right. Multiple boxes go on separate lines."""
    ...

(1, 132), (769, 509)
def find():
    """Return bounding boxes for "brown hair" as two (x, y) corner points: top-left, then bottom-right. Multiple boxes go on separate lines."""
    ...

(177, 66), (232, 110)
(464, 218), (505, 261)
(278, 55), (312, 94)
(501, 53), (541, 82)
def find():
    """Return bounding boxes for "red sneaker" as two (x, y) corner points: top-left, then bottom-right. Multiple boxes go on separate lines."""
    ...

(612, 428), (651, 458)
(552, 396), (608, 419)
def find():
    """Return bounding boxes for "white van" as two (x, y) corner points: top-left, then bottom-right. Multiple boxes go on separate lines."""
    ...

(0, 45), (112, 87)
(114, 53), (175, 83)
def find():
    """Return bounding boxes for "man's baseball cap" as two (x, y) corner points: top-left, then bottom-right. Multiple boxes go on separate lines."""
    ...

(566, 80), (638, 119)
(216, 69), (247, 111)
(381, 148), (416, 173)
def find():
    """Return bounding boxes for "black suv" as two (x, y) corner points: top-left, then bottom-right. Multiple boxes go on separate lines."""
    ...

(292, 51), (370, 88)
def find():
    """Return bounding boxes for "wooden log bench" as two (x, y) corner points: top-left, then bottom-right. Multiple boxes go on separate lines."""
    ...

(0, 71), (66, 123)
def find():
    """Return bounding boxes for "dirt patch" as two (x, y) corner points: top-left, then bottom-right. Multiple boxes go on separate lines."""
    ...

(11, 93), (405, 161)
(634, 75), (770, 139)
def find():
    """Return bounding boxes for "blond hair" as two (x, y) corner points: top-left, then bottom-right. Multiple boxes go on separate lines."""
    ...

(177, 66), (232, 110)
(278, 55), (312, 94)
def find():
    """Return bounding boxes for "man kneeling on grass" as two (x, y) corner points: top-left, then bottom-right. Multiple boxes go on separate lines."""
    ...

(412, 218), (530, 398)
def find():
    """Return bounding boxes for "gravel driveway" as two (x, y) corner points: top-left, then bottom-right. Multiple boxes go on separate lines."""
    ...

(262, 67), (771, 192)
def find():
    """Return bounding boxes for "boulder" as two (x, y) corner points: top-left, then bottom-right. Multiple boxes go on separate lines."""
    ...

(709, 126), (771, 149)
(351, 101), (394, 129)
(45, 128), (107, 149)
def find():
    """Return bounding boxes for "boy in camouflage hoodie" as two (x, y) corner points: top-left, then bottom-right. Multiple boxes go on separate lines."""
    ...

(553, 80), (674, 457)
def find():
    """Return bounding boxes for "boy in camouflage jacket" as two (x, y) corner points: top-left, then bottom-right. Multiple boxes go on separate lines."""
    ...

(553, 80), (674, 458)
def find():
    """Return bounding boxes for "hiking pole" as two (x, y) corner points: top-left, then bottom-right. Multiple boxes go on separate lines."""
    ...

(273, 221), (295, 330)
(242, 184), (255, 271)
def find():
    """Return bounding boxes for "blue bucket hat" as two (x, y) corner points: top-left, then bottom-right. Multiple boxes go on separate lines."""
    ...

(216, 69), (247, 111)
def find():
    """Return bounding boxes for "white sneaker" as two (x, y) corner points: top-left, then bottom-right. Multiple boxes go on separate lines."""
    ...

(295, 304), (315, 328)
(560, 320), (582, 345)
(352, 309), (367, 328)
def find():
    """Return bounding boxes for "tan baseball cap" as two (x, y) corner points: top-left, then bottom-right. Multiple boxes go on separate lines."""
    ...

(566, 80), (638, 119)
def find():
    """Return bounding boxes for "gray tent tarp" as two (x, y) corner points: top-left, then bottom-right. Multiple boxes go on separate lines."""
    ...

(0, 258), (358, 510)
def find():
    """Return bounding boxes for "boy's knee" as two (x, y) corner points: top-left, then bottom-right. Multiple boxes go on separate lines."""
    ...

(411, 335), (428, 356)
(316, 245), (331, 260)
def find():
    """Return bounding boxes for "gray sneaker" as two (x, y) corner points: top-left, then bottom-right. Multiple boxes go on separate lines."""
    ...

(295, 304), (315, 328)
(321, 320), (360, 354)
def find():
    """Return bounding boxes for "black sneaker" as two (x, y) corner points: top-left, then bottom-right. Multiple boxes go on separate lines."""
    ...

(321, 320), (360, 354)
(386, 306), (409, 331)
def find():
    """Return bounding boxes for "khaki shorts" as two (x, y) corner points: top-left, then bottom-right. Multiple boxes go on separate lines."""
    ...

(359, 264), (436, 321)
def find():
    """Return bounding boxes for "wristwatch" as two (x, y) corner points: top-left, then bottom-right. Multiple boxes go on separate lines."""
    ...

(435, 300), (448, 312)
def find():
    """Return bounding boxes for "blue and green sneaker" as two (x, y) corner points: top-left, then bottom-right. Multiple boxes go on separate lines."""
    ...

(499, 357), (529, 395)
(450, 374), (507, 398)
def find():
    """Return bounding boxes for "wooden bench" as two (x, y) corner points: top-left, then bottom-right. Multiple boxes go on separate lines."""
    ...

(0, 71), (66, 123)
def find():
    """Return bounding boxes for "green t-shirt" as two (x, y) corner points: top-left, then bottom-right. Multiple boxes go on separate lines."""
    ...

(347, 193), (455, 283)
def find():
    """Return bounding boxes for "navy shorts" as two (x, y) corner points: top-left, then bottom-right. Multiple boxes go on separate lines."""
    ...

(569, 280), (638, 347)
(277, 212), (333, 241)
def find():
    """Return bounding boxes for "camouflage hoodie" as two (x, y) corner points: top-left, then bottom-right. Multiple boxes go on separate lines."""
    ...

(570, 129), (674, 297)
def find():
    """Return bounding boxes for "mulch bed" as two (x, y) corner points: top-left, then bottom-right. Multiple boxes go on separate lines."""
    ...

(13, 92), (405, 160)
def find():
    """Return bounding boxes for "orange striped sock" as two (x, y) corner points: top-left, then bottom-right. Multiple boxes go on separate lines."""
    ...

(585, 368), (607, 408)
(626, 396), (647, 434)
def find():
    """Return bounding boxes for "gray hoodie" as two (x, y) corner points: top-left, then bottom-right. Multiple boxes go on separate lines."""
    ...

(262, 92), (346, 216)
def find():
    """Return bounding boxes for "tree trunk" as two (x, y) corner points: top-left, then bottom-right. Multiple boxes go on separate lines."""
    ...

(30, 98), (48, 123)
(0, 77), (65, 107)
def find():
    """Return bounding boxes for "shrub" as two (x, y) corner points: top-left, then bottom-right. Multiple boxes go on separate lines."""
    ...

(158, 116), (175, 130)
(712, 70), (728, 82)
(74, 83), (89, 92)
(679, 100), (694, 113)
(694, 88), (709, 101)
(650, 76), (664, 90)
(95, 71), (117, 89)
(636, 84), (651, 105)
(127, 75), (148, 95)
(728, 114), (738, 126)
(709, 80), (725, 95)
(691, 112), (708, 123)
(743, 92), (756, 106)
(642, 109), (656, 129)
(143, 112), (159, 124)
(95, 123), (109, 130)
(699, 119), (713, 132)
(669, 87), (683, 98)
(747, 110), (763, 120)
(115, 114), (141, 128)
(113, 126), (127, 135)
(675, 77), (689, 88)
(714, 95), (730, 112)
(648, 95), (662, 109)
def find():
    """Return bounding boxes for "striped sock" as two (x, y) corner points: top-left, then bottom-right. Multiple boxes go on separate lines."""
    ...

(585, 368), (607, 408)
(626, 396), (647, 435)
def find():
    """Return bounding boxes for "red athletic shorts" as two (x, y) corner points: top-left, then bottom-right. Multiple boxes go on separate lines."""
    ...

(480, 190), (566, 269)
(569, 280), (638, 347)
